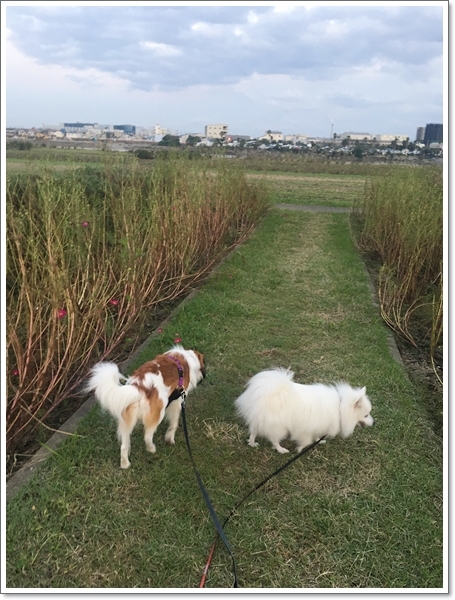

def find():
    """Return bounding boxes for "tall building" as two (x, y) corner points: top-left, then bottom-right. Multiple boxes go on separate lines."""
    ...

(423, 123), (443, 145)
(415, 127), (426, 142)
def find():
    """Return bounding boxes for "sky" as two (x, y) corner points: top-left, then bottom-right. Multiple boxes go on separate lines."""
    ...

(3, 1), (446, 140)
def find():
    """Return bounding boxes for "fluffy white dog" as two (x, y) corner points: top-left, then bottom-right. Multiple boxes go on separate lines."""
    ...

(235, 368), (374, 453)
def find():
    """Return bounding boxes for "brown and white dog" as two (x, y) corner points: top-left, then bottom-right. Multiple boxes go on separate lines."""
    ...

(85, 345), (205, 468)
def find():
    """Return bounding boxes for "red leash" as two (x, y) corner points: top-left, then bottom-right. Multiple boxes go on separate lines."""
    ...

(199, 541), (217, 588)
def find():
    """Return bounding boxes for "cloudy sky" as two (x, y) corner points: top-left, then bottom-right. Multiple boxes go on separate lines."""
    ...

(3, 2), (445, 140)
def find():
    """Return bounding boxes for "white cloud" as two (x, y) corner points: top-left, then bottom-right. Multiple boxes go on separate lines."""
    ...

(190, 21), (219, 36)
(141, 41), (182, 57)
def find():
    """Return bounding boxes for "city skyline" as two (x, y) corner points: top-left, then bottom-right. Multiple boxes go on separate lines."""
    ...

(7, 121), (442, 145)
(4, 3), (446, 139)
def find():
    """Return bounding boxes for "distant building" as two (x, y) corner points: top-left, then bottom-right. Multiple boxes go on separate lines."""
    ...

(63, 122), (95, 133)
(423, 123), (443, 145)
(339, 132), (374, 141)
(284, 134), (310, 143)
(180, 133), (204, 144)
(205, 124), (228, 139)
(258, 131), (283, 142)
(114, 124), (136, 135)
(375, 134), (408, 144)
(415, 126), (426, 142)
(225, 134), (250, 142)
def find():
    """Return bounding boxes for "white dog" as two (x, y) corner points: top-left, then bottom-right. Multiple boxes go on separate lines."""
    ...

(85, 345), (205, 468)
(235, 368), (374, 453)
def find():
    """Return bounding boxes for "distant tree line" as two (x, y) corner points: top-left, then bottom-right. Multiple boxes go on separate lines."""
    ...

(6, 140), (33, 150)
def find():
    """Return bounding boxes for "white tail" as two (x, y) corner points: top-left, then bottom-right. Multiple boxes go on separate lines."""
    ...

(85, 362), (142, 419)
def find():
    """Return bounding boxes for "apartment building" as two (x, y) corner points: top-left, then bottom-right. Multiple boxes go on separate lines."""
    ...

(205, 124), (228, 139)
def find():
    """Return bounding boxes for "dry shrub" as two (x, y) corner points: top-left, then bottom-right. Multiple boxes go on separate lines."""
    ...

(353, 166), (443, 373)
(6, 155), (269, 452)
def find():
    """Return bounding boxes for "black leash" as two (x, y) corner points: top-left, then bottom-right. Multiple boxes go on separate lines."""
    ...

(180, 395), (325, 588)
(199, 434), (326, 587)
(180, 397), (239, 588)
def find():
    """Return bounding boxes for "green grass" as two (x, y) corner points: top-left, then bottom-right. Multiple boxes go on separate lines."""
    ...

(6, 211), (443, 588)
(247, 172), (366, 207)
(6, 149), (107, 175)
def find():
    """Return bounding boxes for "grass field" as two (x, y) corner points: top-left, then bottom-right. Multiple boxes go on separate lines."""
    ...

(6, 205), (443, 589)
(247, 172), (366, 207)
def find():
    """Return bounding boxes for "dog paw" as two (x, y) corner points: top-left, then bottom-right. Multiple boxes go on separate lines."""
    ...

(248, 441), (259, 448)
(164, 433), (176, 445)
(120, 460), (131, 469)
(146, 443), (156, 453)
(275, 446), (289, 454)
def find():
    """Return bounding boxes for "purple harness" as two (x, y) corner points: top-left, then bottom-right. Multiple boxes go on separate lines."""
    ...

(167, 354), (186, 403)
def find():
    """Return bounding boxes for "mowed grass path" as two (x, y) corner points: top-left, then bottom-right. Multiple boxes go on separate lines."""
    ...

(247, 171), (366, 207)
(6, 209), (442, 589)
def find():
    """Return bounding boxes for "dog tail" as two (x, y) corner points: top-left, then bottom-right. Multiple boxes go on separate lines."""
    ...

(235, 367), (295, 414)
(247, 367), (294, 389)
(85, 362), (142, 419)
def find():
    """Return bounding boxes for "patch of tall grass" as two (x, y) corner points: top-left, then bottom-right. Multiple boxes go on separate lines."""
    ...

(353, 166), (442, 375)
(6, 155), (269, 453)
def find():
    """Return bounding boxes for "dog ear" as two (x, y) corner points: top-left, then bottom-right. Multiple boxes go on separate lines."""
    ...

(194, 350), (205, 368)
(355, 388), (366, 408)
(194, 351), (206, 377)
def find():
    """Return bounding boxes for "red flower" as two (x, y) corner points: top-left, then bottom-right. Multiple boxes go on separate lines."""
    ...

(57, 308), (67, 319)
(81, 221), (90, 227)
(109, 299), (119, 306)
(157, 328), (163, 333)
(12, 368), (19, 376)
(174, 337), (182, 343)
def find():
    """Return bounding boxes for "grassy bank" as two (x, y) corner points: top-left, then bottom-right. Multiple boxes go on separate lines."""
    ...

(6, 209), (442, 589)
